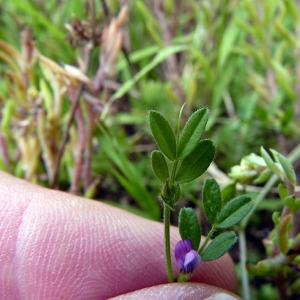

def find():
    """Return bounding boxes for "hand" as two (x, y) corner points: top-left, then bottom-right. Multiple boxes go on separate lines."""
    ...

(0, 171), (240, 299)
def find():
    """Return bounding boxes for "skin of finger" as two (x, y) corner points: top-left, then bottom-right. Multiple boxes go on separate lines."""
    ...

(109, 282), (242, 300)
(0, 171), (237, 299)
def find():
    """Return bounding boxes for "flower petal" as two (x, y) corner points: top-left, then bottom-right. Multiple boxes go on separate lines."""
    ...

(183, 249), (202, 274)
(175, 239), (193, 271)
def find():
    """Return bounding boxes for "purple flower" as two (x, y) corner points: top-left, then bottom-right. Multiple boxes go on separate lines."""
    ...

(175, 239), (202, 274)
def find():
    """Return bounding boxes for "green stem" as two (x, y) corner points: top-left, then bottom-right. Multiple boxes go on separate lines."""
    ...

(237, 176), (277, 300)
(241, 174), (278, 229)
(169, 160), (178, 185)
(164, 203), (174, 282)
(238, 228), (250, 300)
(198, 225), (216, 254)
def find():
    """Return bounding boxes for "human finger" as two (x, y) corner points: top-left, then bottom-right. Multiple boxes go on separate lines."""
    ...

(0, 171), (237, 299)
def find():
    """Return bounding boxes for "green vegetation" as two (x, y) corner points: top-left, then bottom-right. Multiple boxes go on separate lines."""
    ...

(1, 1), (300, 298)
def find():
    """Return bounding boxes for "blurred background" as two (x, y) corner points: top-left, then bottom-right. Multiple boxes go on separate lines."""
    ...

(1, 1), (300, 298)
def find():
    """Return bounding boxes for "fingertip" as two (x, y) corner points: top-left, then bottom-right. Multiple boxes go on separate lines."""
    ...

(109, 282), (241, 300)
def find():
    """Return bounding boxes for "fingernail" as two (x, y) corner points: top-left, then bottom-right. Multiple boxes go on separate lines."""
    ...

(204, 292), (239, 300)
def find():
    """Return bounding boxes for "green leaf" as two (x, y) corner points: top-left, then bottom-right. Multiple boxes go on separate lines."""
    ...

(283, 195), (300, 212)
(201, 231), (237, 261)
(260, 147), (284, 180)
(177, 108), (208, 159)
(270, 149), (296, 185)
(10, 1), (65, 40)
(283, 0), (299, 21)
(261, 147), (276, 170)
(151, 150), (169, 183)
(149, 111), (176, 161)
(271, 60), (295, 98)
(217, 195), (253, 229)
(98, 125), (160, 219)
(110, 45), (188, 101)
(202, 178), (222, 224)
(217, 20), (240, 70)
(178, 207), (201, 251)
(278, 183), (288, 201)
(175, 140), (215, 184)
(253, 168), (272, 184)
(1, 100), (14, 134)
(277, 214), (292, 255)
(221, 182), (237, 205)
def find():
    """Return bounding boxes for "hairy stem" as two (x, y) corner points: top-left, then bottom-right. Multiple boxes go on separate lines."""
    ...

(164, 203), (174, 282)
(198, 225), (216, 254)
